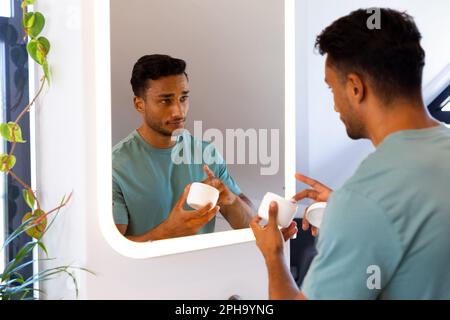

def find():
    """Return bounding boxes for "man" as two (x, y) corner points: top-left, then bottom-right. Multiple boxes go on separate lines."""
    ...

(113, 54), (254, 242)
(251, 8), (450, 299)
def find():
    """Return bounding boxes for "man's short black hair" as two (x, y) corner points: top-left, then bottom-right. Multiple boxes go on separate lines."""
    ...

(315, 8), (425, 103)
(131, 54), (188, 98)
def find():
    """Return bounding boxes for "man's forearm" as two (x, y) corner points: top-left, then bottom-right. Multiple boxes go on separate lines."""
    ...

(265, 252), (304, 300)
(126, 221), (179, 242)
(221, 194), (255, 229)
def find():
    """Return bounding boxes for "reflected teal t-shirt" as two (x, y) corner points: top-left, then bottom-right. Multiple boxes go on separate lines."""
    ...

(302, 124), (450, 299)
(112, 130), (241, 236)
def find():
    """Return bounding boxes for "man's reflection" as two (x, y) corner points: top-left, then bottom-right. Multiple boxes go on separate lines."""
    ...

(112, 54), (254, 242)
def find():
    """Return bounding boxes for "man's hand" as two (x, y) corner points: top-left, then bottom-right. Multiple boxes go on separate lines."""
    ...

(250, 202), (287, 260)
(164, 184), (220, 238)
(281, 221), (298, 241)
(293, 173), (333, 237)
(202, 164), (236, 205)
(251, 201), (307, 300)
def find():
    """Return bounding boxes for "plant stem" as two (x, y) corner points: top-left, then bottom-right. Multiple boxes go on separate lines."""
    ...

(46, 192), (73, 216)
(15, 76), (46, 125)
(7, 76), (46, 159)
(7, 169), (41, 211)
(34, 192), (73, 225)
(0, 76), (47, 213)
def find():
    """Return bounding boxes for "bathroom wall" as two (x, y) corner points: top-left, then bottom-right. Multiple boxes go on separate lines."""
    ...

(34, 0), (282, 299)
(31, 0), (450, 300)
(296, 0), (450, 192)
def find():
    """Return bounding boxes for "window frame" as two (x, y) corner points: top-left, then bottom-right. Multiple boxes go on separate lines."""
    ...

(0, 17), (7, 273)
(428, 84), (450, 125)
(1, 0), (33, 289)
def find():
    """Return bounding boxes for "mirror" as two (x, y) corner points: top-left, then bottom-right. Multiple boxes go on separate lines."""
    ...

(95, 0), (295, 257)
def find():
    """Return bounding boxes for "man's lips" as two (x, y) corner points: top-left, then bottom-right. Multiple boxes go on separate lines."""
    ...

(167, 119), (185, 125)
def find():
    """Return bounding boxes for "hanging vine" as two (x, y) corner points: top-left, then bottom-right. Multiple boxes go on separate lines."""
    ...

(1, 1), (92, 300)
(1, 0), (72, 239)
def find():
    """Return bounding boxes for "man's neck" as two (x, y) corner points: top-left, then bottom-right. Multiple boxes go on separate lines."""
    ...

(137, 125), (176, 149)
(367, 100), (440, 147)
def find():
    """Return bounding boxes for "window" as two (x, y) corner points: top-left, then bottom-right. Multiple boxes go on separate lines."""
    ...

(428, 83), (450, 126)
(441, 95), (450, 112)
(0, 0), (32, 283)
(0, 36), (5, 273)
(0, 0), (12, 18)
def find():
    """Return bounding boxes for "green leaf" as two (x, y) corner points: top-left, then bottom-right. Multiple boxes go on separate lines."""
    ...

(1, 215), (35, 250)
(42, 61), (51, 84)
(27, 12), (45, 38)
(0, 122), (11, 140)
(8, 258), (55, 278)
(22, 189), (35, 209)
(27, 39), (42, 65)
(0, 122), (27, 143)
(4, 242), (37, 275)
(11, 122), (27, 143)
(23, 12), (36, 29)
(22, 0), (36, 8)
(0, 154), (16, 172)
(15, 242), (37, 264)
(36, 241), (48, 257)
(27, 37), (50, 66)
(21, 210), (47, 240)
(37, 37), (50, 66)
(37, 36), (50, 54)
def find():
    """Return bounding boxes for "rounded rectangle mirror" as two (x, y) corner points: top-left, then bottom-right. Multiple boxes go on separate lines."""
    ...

(95, 0), (296, 258)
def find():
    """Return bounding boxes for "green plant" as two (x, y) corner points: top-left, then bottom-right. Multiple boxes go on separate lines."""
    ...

(0, 0), (93, 300)
(0, 195), (94, 300)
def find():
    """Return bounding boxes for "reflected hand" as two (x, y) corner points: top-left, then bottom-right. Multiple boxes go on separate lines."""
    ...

(250, 202), (286, 259)
(293, 173), (333, 237)
(281, 221), (298, 241)
(202, 164), (236, 205)
(165, 184), (220, 237)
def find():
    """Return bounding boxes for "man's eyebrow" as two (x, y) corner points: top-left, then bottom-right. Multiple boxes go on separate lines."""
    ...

(157, 93), (175, 98)
(157, 91), (190, 98)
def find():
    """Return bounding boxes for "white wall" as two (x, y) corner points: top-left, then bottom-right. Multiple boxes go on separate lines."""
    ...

(296, 0), (450, 192)
(35, 0), (282, 300)
(33, 0), (450, 300)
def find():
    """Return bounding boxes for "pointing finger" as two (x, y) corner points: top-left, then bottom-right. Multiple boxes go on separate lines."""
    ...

(176, 184), (191, 209)
(268, 201), (279, 227)
(295, 173), (328, 192)
(203, 164), (216, 179)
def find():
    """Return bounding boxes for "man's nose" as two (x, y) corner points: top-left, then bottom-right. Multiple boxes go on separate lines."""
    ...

(172, 101), (185, 118)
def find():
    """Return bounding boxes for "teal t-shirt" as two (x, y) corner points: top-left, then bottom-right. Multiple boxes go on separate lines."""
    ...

(112, 130), (241, 236)
(302, 124), (450, 299)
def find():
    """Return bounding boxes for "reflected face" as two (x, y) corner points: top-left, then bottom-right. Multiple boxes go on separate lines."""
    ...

(325, 59), (366, 140)
(135, 74), (190, 136)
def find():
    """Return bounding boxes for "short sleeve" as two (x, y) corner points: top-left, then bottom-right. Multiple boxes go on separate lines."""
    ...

(216, 163), (242, 196)
(204, 143), (242, 195)
(112, 176), (130, 225)
(301, 188), (403, 300)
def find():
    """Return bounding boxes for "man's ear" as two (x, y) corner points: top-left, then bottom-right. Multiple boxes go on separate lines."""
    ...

(134, 96), (145, 114)
(346, 73), (365, 103)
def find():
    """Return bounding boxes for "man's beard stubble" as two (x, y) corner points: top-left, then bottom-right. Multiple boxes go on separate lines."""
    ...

(145, 113), (186, 137)
(145, 116), (174, 137)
